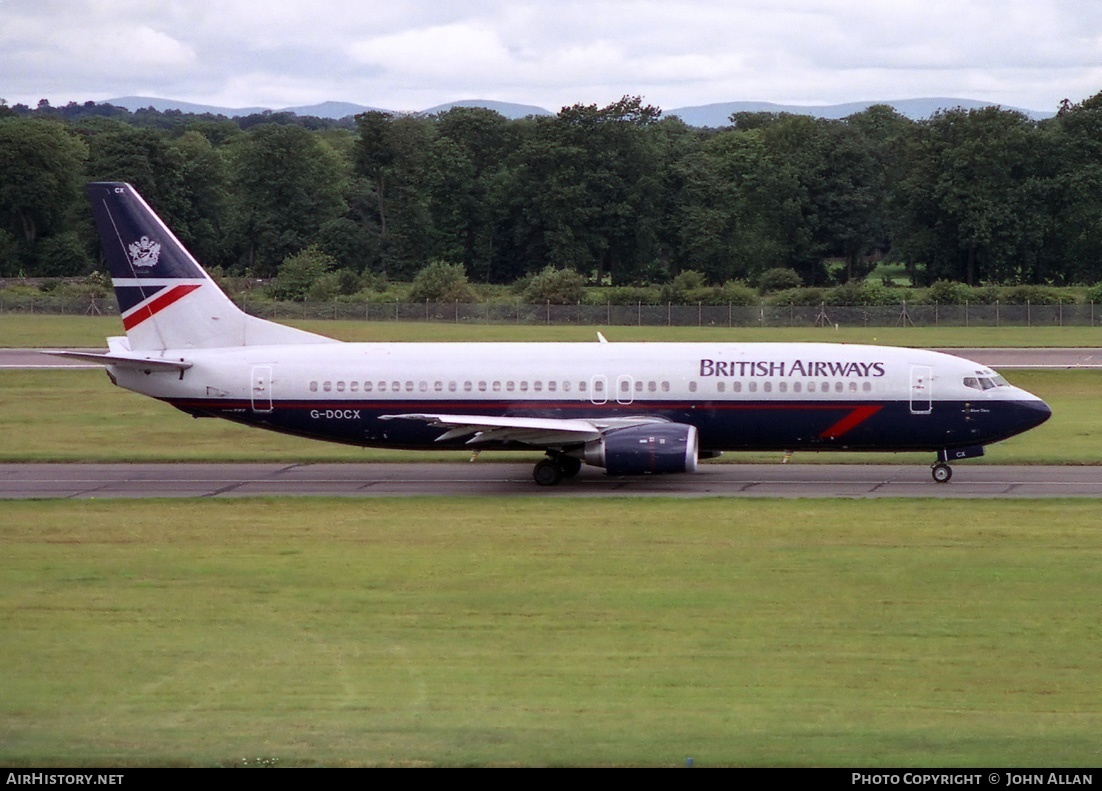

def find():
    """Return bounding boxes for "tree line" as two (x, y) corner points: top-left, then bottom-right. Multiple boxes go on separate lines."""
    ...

(3, 92), (1102, 291)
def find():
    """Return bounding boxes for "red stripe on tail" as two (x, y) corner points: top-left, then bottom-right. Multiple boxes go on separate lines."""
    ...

(121, 284), (201, 331)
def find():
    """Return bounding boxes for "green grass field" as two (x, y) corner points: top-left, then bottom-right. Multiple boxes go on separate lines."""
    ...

(0, 368), (1097, 464)
(3, 313), (1102, 347)
(1, 498), (1099, 766)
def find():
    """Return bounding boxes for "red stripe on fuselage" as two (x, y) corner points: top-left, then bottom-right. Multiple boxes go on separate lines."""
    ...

(122, 284), (201, 331)
(818, 404), (883, 439)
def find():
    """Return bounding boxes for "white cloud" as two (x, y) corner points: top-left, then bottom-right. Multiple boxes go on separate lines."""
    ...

(1, 0), (1099, 113)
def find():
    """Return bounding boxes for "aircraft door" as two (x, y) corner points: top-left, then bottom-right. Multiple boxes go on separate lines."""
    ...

(910, 365), (932, 414)
(251, 365), (273, 413)
(616, 375), (635, 405)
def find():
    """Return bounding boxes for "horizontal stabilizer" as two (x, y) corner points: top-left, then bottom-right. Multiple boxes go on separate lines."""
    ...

(45, 350), (192, 373)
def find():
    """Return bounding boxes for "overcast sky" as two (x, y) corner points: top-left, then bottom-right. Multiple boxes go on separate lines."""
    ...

(3, 0), (1101, 114)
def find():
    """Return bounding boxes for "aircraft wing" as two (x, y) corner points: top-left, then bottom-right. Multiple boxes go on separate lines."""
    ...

(378, 413), (667, 447)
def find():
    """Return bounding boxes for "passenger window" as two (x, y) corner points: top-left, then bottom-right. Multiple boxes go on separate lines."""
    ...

(834, 382), (843, 393)
(717, 381), (726, 393)
(593, 380), (604, 392)
(350, 381), (358, 392)
(635, 381), (643, 392)
(562, 381), (571, 392)
(323, 381), (332, 392)
(763, 382), (772, 393)
(337, 381), (345, 392)
(434, 381), (443, 392)
(661, 381), (670, 392)
(309, 381), (318, 392)
(548, 381), (557, 392)
(520, 381), (528, 392)
(405, 381), (414, 392)
(579, 381), (587, 392)
(506, 381), (515, 392)
(365, 381), (373, 392)
(533, 381), (542, 392)
(478, 381), (487, 392)
(464, 381), (472, 392)
(391, 381), (400, 392)
(849, 382), (857, 392)
(648, 381), (656, 392)
(620, 380), (630, 393)
(749, 381), (757, 393)
(492, 381), (501, 392)
(689, 381), (697, 393)
(862, 382), (871, 392)
(448, 382), (456, 392)
(793, 382), (802, 393)
(779, 382), (787, 393)
(733, 381), (742, 393)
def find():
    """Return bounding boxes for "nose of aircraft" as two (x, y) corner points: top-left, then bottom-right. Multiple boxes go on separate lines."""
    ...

(1017, 393), (1053, 432)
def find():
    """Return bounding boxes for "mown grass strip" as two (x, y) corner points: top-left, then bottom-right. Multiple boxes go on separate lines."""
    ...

(4, 313), (1102, 348)
(1, 498), (1099, 766)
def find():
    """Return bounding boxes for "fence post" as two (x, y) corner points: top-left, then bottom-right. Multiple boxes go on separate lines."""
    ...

(996, 300), (1000, 327)
(1027, 299), (1031, 328)
(698, 301), (702, 327)
(637, 301), (641, 326)
(667, 301), (671, 327)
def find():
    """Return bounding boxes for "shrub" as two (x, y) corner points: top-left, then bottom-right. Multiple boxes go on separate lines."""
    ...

(766, 287), (825, 306)
(756, 267), (802, 294)
(823, 281), (904, 306)
(1086, 283), (1102, 303)
(522, 265), (587, 305)
(271, 246), (337, 301)
(1001, 285), (1075, 305)
(408, 260), (478, 303)
(591, 286), (662, 305)
(924, 280), (973, 305)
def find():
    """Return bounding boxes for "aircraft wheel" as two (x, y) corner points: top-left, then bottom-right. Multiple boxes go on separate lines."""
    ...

(558, 455), (582, 479)
(533, 459), (564, 486)
(931, 462), (953, 483)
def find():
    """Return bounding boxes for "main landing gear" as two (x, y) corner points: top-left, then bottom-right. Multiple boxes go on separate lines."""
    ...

(533, 453), (582, 486)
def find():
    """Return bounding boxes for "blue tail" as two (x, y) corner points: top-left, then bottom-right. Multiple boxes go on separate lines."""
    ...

(86, 183), (333, 351)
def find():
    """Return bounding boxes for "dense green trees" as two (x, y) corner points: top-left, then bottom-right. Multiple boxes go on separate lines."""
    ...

(3, 93), (1102, 287)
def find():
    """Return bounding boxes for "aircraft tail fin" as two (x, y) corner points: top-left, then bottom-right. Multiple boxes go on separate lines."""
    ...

(85, 182), (335, 351)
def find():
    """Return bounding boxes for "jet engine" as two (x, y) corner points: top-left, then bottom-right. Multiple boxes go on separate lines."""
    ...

(584, 423), (699, 475)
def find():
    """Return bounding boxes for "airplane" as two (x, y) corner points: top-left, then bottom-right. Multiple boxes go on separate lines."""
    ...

(56, 182), (1052, 486)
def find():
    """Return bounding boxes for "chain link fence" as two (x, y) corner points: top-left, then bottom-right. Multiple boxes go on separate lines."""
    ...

(2, 294), (1098, 327)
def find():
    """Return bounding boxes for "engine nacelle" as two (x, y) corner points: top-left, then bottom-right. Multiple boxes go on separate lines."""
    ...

(584, 423), (699, 476)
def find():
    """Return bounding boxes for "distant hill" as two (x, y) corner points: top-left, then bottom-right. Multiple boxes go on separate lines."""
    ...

(103, 96), (1055, 125)
(419, 99), (553, 119)
(666, 98), (1055, 126)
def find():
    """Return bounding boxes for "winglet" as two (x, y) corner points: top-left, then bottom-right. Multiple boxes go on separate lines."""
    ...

(597, 332), (608, 344)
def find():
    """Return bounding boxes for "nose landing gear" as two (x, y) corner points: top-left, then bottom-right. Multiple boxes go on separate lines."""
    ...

(931, 462), (953, 483)
(932, 445), (985, 483)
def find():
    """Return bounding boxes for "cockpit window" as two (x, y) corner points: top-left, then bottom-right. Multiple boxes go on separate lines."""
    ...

(968, 370), (1010, 390)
